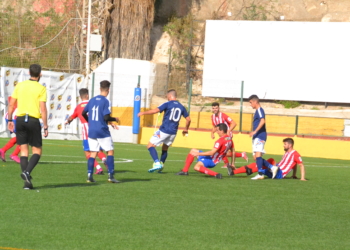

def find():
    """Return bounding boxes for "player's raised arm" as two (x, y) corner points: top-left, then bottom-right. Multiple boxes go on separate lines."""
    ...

(138, 108), (160, 117)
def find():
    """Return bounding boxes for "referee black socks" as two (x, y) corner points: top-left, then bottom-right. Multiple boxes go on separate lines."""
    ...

(20, 156), (29, 172)
(26, 154), (41, 174)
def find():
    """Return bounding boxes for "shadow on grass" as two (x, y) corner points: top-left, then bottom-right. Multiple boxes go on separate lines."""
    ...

(35, 178), (154, 189)
(115, 170), (137, 174)
(119, 178), (154, 183)
(36, 182), (100, 189)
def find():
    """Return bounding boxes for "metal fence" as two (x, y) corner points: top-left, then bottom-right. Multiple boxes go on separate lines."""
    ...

(0, 3), (101, 73)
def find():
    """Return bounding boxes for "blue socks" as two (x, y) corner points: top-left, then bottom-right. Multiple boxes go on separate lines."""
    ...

(107, 155), (114, 174)
(87, 158), (95, 174)
(148, 147), (160, 163)
(262, 159), (274, 169)
(256, 157), (264, 175)
(160, 150), (168, 163)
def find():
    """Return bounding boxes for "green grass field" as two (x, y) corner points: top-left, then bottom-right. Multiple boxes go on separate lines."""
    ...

(0, 138), (349, 250)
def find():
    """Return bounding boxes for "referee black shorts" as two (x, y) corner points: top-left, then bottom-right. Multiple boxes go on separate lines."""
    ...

(16, 116), (43, 147)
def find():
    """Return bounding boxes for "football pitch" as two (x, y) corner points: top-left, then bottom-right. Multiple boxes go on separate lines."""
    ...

(0, 138), (349, 250)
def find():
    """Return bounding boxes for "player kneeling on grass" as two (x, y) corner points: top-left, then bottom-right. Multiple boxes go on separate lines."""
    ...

(176, 123), (234, 179)
(82, 80), (120, 183)
(227, 138), (306, 181)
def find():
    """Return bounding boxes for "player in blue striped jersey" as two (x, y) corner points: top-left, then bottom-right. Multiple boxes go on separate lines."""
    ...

(138, 89), (191, 172)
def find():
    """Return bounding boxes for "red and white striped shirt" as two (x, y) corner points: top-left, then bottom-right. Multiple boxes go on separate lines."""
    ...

(278, 150), (303, 178)
(5, 108), (17, 120)
(212, 112), (234, 136)
(211, 135), (233, 164)
(70, 101), (89, 139)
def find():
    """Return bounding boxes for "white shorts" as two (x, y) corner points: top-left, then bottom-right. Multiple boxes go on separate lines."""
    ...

(149, 130), (176, 147)
(252, 138), (266, 154)
(88, 137), (114, 152)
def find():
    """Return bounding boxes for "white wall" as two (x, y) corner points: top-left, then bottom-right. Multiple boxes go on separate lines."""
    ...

(202, 20), (350, 103)
(88, 58), (157, 108)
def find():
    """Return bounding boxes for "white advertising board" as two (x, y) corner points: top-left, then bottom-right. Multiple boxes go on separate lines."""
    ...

(202, 20), (350, 103)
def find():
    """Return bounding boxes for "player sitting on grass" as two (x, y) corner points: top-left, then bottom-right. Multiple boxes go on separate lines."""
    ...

(227, 138), (306, 180)
(65, 88), (108, 175)
(82, 80), (120, 183)
(138, 89), (191, 173)
(0, 97), (21, 163)
(176, 123), (234, 179)
(211, 102), (248, 167)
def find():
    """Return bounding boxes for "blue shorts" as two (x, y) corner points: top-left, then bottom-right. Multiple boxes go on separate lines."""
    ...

(261, 168), (283, 179)
(197, 151), (216, 168)
(6, 119), (16, 133)
(83, 139), (90, 151)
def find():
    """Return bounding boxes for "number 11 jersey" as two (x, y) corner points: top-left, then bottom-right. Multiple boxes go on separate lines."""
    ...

(83, 95), (112, 138)
(159, 100), (189, 135)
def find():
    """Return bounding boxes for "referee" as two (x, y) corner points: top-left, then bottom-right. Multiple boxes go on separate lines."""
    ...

(7, 64), (48, 190)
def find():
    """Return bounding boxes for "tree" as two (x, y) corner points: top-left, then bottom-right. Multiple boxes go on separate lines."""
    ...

(104, 0), (154, 60)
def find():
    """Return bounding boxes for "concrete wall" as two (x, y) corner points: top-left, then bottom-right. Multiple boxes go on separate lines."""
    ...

(111, 107), (345, 137)
(139, 127), (350, 161)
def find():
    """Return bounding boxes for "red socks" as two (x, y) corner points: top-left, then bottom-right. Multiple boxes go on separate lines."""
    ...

(233, 166), (249, 174)
(11, 145), (20, 156)
(222, 156), (229, 164)
(182, 154), (194, 172)
(97, 151), (106, 160)
(235, 152), (242, 157)
(2, 137), (17, 152)
(233, 163), (258, 175)
(197, 166), (218, 177)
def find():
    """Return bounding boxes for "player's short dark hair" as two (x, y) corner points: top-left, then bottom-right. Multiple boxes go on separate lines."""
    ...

(248, 95), (259, 102)
(212, 102), (220, 107)
(216, 123), (228, 133)
(29, 64), (41, 77)
(79, 88), (88, 97)
(100, 80), (111, 91)
(167, 89), (177, 98)
(283, 138), (294, 146)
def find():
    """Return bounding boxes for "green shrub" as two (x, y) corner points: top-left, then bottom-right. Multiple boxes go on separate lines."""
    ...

(276, 100), (301, 109)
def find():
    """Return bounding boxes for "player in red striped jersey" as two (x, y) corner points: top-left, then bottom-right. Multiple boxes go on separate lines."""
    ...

(211, 102), (248, 167)
(0, 97), (21, 163)
(65, 88), (108, 174)
(176, 123), (234, 179)
(228, 138), (306, 180)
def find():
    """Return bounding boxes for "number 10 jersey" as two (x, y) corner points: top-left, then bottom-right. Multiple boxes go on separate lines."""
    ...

(158, 100), (189, 135)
